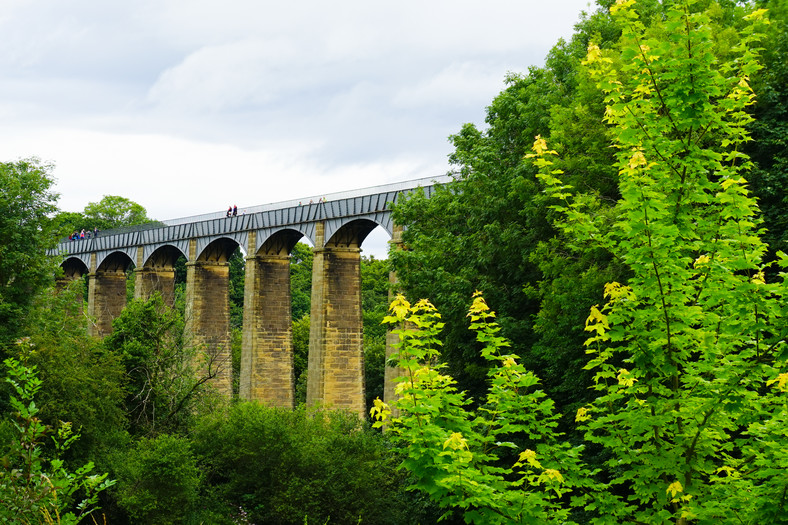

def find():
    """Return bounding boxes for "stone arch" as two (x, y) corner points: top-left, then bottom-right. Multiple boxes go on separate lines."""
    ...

(143, 244), (186, 269)
(135, 244), (186, 306)
(60, 257), (89, 280)
(197, 237), (240, 263)
(325, 218), (381, 249)
(96, 251), (134, 273)
(95, 248), (136, 273)
(88, 251), (134, 337)
(257, 228), (304, 257)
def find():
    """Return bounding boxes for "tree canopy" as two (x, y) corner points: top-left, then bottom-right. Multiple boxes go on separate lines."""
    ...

(0, 159), (59, 350)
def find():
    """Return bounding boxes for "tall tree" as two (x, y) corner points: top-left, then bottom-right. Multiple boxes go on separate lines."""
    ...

(83, 195), (150, 231)
(390, 3), (624, 407)
(0, 159), (59, 350)
(537, 1), (786, 520)
(378, 3), (787, 523)
(745, 0), (788, 258)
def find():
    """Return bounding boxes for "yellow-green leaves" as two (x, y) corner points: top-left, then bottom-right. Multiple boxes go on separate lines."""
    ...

(380, 293), (582, 523)
(666, 480), (683, 498)
(524, 1), (787, 522)
(442, 432), (468, 451)
(766, 372), (788, 391)
(616, 368), (637, 388)
(369, 398), (391, 428)
(575, 406), (591, 423)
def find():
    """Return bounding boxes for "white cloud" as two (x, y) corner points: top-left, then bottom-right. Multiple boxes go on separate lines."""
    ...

(0, 0), (598, 257)
(392, 61), (506, 110)
(146, 38), (298, 112)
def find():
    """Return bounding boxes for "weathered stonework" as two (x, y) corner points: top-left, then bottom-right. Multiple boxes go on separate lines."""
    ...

(184, 259), (233, 398)
(87, 269), (127, 337)
(240, 252), (294, 407)
(307, 223), (366, 417)
(133, 267), (176, 306)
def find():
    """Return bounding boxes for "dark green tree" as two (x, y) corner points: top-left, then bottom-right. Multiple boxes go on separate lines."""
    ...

(746, 0), (788, 258)
(109, 433), (201, 525)
(390, 4), (623, 406)
(24, 280), (127, 463)
(292, 314), (310, 404)
(361, 255), (391, 410)
(228, 247), (244, 329)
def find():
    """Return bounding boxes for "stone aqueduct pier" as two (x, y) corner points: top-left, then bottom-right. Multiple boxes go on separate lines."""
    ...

(52, 176), (448, 417)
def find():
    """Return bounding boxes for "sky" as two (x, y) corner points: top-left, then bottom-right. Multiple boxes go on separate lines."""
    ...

(1, 0), (596, 258)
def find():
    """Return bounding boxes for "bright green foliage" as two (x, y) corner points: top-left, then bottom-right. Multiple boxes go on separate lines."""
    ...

(110, 433), (201, 525)
(374, 294), (588, 524)
(379, 2), (788, 523)
(0, 159), (59, 350)
(533, 1), (788, 521)
(0, 355), (114, 524)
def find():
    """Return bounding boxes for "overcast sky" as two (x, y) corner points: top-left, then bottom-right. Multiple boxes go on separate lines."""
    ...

(1, 0), (595, 257)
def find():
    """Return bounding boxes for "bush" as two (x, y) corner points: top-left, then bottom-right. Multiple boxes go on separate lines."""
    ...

(109, 433), (201, 524)
(191, 402), (432, 524)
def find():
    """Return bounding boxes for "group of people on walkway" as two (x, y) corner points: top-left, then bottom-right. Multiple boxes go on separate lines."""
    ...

(69, 227), (99, 241)
(226, 205), (238, 217)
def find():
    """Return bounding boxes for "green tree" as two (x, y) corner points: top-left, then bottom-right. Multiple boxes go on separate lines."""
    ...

(292, 314), (310, 405)
(361, 255), (391, 409)
(109, 433), (201, 525)
(289, 242), (313, 322)
(745, 0), (788, 258)
(24, 280), (127, 463)
(191, 402), (429, 525)
(82, 195), (150, 231)
(536, 1), (787, 521)
(52, 211), (89, 240)
(374, 294), (587, 524)
(102, 294), (203, 436)
(228, 247), (245, 329)
(377, 2), (788, 523)
(0, 159), (59, 349)
(390, 4), (626, 409)
(0, 355), (115, 524)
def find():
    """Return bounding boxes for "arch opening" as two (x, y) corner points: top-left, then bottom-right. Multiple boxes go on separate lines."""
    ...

(258, 229), (304, 257)
(60, 257), (89, 280)
(326, 219), (379, 249)
(144, 245), (185, 270)
(198, 237), (240, 263)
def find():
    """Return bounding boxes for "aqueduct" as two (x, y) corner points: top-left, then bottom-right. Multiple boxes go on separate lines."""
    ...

(52, 176), (448, 417)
